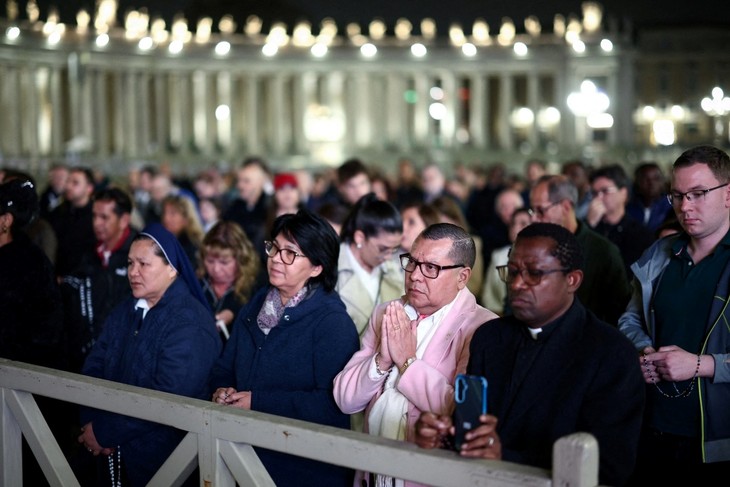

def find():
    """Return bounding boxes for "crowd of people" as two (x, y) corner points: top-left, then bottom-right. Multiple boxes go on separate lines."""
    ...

(1, 144), (729, 486)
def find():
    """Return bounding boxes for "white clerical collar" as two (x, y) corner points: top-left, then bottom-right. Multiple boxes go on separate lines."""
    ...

(135, 299), (151, 319)
(528, 327), (542, 340)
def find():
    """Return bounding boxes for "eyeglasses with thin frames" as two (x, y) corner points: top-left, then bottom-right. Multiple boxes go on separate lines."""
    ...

(593, 186), (619, 197)
(528, 201), (560, 218)
(666, 183), (729, 206)
(264, 240), (307, 265)
(399, 253), (465, 279)
(497, 265), (569, 286)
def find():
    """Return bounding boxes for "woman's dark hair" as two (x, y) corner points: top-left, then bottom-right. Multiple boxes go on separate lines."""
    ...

(0, 178), (39, 233)
(589, 164), (630, 189)
(516, 222), (583, 271)
(271, 208), (340, 292)
(340, 192), (402, 243)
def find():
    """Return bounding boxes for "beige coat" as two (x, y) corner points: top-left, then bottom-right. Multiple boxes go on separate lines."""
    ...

(335, 244), (404, 337)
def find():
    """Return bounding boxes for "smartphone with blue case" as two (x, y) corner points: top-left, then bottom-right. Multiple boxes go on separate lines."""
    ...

(453, 374), (488, 450)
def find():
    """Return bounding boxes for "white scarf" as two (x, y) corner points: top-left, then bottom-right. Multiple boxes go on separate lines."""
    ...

(367, 297), (457, 487)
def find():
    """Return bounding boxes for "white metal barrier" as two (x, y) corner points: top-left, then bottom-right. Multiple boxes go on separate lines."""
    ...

(0, 359), (599, 487)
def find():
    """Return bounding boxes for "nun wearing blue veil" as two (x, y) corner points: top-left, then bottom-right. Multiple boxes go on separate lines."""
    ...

(78, 223), (221, 486)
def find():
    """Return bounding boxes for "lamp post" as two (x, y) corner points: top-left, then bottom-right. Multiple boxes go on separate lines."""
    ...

(567, 80), (612, 148)
(701, 87), (730, 145)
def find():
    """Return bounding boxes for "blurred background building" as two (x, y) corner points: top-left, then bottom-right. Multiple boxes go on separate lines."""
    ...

(0, 0), (728, 177)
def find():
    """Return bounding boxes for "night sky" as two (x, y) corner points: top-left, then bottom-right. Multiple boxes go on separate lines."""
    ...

(24, 0), (730, 34)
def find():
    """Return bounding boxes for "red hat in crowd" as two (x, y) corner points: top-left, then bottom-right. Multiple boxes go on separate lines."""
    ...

(274, 173), (298, 190)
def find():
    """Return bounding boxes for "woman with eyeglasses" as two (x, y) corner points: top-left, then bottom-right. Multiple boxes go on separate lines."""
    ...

(336, 192), (404, 337)
(209, 208), (360, 487)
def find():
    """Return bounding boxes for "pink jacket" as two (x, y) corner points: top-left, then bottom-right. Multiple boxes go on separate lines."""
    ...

(333, 289), (497, 486)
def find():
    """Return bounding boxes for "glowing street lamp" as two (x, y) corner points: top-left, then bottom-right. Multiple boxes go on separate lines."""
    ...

(567, 80), (612, 146)
(701, 87), (730, 143)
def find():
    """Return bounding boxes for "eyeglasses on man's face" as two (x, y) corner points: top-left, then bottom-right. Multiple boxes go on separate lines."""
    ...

(264, 240), (306, 265)
(528, 201), (560, 218)
(497, 265), (569, 286)
(666, 183), (729, 206)
(399, 253), (465, 279)
(593, 186), (619, 197)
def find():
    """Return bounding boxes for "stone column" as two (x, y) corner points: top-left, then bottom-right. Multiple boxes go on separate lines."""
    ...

(527, 73), (540, 148)
(154, 73), (169, 158)
(216, 71), (233, 157)
(469, 74), (489, 148)
(291, 71), (313, 154)
(385, 73), (407, 151)
(245, 75), (259, 154)
(440, 72), (458, 148)
(413, 73), (430, 147)
(49, 66), (64, 155)
(498, 74), (513, 150)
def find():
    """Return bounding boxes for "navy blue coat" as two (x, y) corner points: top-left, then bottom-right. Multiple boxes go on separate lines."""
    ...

(210, 284), (360, 487)
(81, 278), (221, 486)
(468, 299), (645, 486)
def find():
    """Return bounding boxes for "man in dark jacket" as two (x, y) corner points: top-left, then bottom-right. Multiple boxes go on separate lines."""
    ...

(222, 157), (271, 263)
(415, 223), (645, 486)
(586, 164), (656, 279)
(49, 166), (97, 278)
(529, 174), (631, 325)
(62, 187), (138, 371)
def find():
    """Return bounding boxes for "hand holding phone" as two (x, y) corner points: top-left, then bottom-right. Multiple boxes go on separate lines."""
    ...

(452, 374), (488, 450)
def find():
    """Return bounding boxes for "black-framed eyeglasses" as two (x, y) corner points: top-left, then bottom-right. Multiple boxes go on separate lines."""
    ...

(399, 253), (465, 279)
(497, 265), (569, 286)
(666, 183), (729, 206)
(264, 240), (306, 265)
(528, 201), (560, 218)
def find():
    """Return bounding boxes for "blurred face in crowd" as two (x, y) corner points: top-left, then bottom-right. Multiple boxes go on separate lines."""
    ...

(404, 237), (470, 316)
(127, 239), (177, 308)
(93, 199), (129, 248)
(275, 185), (301, 215)
(236, 164), (266, 205)
(139, 171), (155, 192)
(529, 182), (568, 226)
(353, 229), (402, 273)
(508, 211), (532, 243)
(421, 166), (445, 196)
(401, 207), (427, 253)
(162, 202), (186, 236)
(203, 246), (238, 287)
(526, 162), (546, 186)
(590, 176), (627, 220)
(562, 163), (589, 191)
(506, 236), (581, 329)
(496, 190), (524, 226)
(50, 167), (69, 194)
(199, 199), (220, 226)
(637, 166), (666, 200)
(150, 175), (172, 203)
(372, 178), (390, 202)
(64, 170), (94, 207)
(339, 173), (371, 206)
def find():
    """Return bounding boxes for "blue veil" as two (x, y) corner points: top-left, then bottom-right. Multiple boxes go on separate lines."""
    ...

(139, 223), (211, 312)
